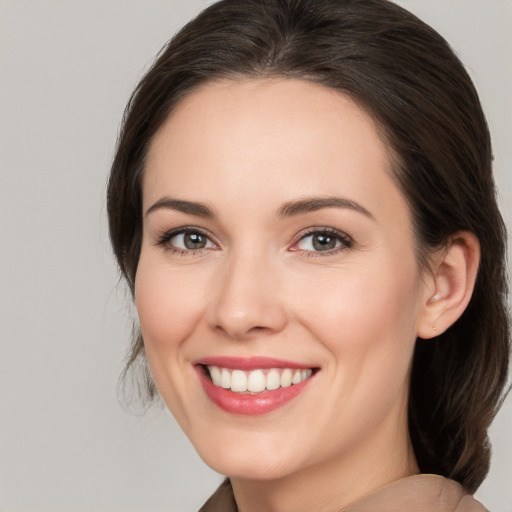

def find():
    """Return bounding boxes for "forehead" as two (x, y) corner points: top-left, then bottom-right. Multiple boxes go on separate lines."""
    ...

(147, 78), (388, 168)
(143, 78), (408, 224)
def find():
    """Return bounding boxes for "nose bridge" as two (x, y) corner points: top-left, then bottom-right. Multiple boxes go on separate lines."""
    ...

(208, 246), (287, 339)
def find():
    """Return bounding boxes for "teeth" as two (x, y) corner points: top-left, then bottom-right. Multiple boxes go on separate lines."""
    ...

(292, 369), (302, 384)
(220, 368), (231, 389)
(281, 368), (293, 388)
(266, 369), (281, 390)
(247, 369), (266, 393)
(231, 370), (247, 392)
(210, 366), (222, 386)
(206, 366), (313, 393)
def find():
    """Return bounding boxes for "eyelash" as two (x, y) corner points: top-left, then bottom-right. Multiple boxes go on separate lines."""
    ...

(155, 226), (354, 257)
(155, 227), (217, 256)
(292, 227), (354, 257)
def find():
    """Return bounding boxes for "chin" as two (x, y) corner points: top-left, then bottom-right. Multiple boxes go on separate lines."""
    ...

(193, 431), (302, 481)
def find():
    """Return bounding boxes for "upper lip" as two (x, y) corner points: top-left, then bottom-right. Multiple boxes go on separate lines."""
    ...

(193, 356), (316, 370)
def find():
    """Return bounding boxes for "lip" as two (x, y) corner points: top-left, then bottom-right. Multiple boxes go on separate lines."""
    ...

(193, 356), (310, 370)
(194, 357), (317, 416)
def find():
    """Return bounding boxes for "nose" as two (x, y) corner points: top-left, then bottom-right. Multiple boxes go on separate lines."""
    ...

(207, 251), (288, 340)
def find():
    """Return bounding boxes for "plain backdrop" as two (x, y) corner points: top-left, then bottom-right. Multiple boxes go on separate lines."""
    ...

(1, 1), (511, 511)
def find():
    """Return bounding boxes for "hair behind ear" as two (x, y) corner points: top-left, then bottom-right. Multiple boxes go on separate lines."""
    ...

(409, 254), (509, 493)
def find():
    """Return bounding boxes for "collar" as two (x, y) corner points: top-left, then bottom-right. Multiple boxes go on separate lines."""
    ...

(199, 475), (488, 512)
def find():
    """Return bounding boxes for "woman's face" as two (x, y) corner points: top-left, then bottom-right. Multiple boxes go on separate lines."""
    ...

(136, 79), (433, 481)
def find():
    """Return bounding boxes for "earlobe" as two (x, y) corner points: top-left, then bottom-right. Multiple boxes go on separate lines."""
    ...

(417, 231), (480, 339)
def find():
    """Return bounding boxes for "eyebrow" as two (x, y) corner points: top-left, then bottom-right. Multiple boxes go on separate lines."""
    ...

(145, 195), (374, 221)
(145, 197), (215, 218)
(277, 196), (374, 220)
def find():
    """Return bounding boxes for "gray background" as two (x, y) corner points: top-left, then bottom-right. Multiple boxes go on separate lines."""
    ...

(0, 1), (510, 511)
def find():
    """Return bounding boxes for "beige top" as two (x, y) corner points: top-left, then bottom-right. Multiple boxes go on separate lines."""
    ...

(199, 475), (488, 512)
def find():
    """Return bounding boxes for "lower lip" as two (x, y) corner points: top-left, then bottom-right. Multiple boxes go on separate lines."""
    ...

(196, 367), (314, 416)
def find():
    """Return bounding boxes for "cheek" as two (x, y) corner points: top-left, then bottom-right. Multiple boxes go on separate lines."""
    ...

(133, 255), (213, 425)
(291, 254), (421, 368)
(294, 259), (421, 437)
(134, 258), (208, 357)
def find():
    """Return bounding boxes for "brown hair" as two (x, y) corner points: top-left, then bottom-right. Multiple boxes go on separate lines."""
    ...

(107, 0), (510, 493)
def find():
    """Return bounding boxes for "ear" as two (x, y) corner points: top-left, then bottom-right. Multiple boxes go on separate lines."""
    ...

(417, 231), (480, 339)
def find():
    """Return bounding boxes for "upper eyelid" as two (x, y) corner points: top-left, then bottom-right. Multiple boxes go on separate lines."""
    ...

(295, 226), (353, 242)
(299, 226), (348, 235)
(290, 227), (354, 253)
(155, 226), (216, 246)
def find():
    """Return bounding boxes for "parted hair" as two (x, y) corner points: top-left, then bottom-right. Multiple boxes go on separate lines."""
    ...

(107, 0), (510, 493)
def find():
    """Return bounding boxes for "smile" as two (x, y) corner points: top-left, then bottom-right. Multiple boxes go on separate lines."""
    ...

(194, 357), (318, 415)
(207, 366), (313, 393)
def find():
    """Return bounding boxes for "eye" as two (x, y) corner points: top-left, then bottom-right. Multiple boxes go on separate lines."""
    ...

(173, 231), (213, 250)
(156, 227), (217, 254)
(292, 228), (353, 254)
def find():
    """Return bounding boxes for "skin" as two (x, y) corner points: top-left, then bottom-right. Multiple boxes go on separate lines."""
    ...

(135, 79), (478, 512)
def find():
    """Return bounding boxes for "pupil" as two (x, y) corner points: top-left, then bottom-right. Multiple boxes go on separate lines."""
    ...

(184, 232), (206, 249)
(313, 234), (336, 251)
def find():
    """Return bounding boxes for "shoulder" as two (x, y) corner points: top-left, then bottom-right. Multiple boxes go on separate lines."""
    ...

(343, 474), (488, 512)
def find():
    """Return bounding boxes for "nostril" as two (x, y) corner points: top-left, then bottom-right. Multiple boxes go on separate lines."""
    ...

(213, 322), (275, 339)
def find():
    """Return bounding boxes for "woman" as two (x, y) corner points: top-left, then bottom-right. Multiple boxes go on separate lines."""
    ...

(107, 0), (510, 510)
